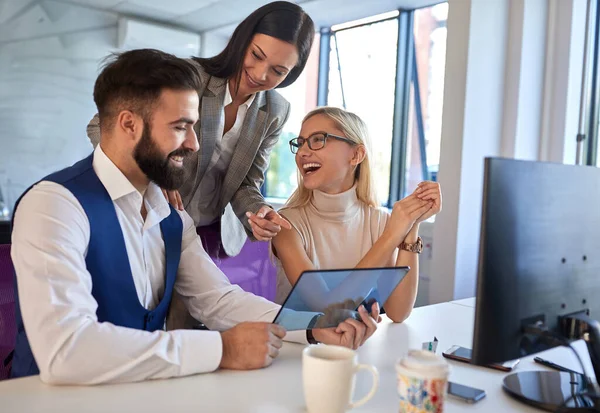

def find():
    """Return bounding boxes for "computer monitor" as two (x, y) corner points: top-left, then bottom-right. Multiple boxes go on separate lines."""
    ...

(471, 157), (600, 410)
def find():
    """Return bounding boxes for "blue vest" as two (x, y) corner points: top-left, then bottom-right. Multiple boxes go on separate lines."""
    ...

(10, 154), (182, 378)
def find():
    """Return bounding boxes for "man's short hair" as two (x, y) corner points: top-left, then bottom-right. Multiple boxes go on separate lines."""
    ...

(93, 48), (202, 131)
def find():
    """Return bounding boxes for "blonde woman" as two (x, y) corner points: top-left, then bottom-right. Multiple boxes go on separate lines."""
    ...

(272, 107), (442, 323)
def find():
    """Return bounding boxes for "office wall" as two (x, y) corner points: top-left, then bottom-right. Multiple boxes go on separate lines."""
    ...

(0, 3), (207, 210)
(0, 3), (119, 209)
(428, 0), (589, 304)
(199, 32), (228, 58)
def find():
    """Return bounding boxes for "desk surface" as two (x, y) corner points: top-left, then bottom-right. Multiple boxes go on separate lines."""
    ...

(0, 301), (593, 413)
(449, 297), (476, 308)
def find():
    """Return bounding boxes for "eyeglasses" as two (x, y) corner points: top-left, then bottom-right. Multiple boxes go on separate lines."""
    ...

(289, 132), (356, 154)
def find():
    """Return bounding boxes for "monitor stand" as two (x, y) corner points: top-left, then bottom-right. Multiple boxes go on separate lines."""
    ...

(505, 314), (600, 411)
(503, 371), (596, 411)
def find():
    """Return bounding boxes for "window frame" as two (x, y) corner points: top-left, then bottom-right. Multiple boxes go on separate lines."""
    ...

(586, 0), (600, 166)
(264, 4), (448, 206)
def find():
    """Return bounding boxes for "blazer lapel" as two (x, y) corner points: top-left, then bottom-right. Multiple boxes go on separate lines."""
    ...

(197, 77), (227, 179)
(220, 92), (268, 209)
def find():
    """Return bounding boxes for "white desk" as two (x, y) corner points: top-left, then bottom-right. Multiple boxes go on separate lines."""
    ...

(0, 301), (593, 413)
(449, 297), (476, 308)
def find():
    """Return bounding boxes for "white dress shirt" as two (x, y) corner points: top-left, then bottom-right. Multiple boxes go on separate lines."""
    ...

(11, 145), (305, 385)
(194, 84), (255, 226)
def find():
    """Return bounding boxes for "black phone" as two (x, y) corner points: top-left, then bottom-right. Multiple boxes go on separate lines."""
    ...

(447, 381), (486, 403)
(442, 345), (520, 372)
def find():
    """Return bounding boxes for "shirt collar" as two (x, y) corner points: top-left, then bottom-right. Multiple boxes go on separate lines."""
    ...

(224, 81), (256, 108)
(92, 145), (171, 219)
(93, 145), (138, 201)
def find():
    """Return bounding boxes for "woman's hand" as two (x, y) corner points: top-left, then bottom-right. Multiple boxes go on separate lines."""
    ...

(161, 189), (184, 211)
(414, 181), (442, 223)
(246, 206), (292, 241)
(385, 194), (432, 245)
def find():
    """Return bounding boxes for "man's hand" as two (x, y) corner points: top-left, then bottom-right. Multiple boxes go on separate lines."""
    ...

(161, 189), (184, 211)
(312, 302), (381, 350)
(246, 206), (292, 241)
(219, 322), (286, 370)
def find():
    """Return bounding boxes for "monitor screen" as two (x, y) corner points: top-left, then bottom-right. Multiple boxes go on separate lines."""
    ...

(472, 158), (600, 365)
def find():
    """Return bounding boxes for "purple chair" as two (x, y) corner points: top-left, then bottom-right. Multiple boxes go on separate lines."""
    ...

(0, 238), (275, 381)
(0, 244), (15, 380)
(212, 240), (277, 302)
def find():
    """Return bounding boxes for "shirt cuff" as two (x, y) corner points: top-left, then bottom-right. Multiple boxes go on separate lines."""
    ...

(276, 309), (323, 331)
(175, 330), (223, 376)
(284, 330), (309, 345)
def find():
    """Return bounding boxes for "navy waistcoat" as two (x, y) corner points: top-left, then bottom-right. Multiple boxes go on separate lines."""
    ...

(10, 154), (182, 378)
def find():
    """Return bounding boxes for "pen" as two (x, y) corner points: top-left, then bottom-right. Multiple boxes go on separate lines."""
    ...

(534, 357), (583, 376)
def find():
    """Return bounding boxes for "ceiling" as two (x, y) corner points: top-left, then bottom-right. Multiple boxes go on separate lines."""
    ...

(0, 0), (441, 38)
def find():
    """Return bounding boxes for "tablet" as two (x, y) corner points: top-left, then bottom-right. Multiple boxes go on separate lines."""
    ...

(272, 266), (410, 331)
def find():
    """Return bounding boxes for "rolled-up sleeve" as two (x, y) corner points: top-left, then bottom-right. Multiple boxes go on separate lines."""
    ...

(174, 211), (280, 330)
(174, 211), (309, 344)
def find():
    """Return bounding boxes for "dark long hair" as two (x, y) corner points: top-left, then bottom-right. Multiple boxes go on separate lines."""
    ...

(194, 1), (315, 89)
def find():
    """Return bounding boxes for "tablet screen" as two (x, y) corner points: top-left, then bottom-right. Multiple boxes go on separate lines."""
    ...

(272, 267), (409, 330)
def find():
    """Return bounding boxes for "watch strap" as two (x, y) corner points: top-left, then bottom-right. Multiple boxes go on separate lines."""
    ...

(399, 236), (423, 254)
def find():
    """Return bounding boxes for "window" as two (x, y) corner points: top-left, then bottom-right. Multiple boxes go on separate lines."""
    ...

(328, 16), (399, 205)
(264, 34), (320, 200)
(325, 5), (448, 205)
(264, 4), (449, 205)
(405, 4), (448, 194)
(586, 0), (600, 166)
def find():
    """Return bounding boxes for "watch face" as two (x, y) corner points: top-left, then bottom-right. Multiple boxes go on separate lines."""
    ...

(410, 237), (423, 253)
(401, 237), (423, 253)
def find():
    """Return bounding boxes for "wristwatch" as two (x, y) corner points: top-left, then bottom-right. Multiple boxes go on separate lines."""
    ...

(399, 236), (423, 254)
(307, 329), (319, 344)
(307, 314), (320, 344)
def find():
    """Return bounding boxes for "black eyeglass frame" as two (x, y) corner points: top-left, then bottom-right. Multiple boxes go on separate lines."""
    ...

(289, 132), (356, 154)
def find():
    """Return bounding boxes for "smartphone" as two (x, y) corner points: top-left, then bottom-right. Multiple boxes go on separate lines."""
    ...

(447, 381), (486, 403)
(442, 345), (520, 372)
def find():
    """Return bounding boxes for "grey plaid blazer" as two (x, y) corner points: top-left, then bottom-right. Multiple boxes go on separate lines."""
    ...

(86, 60), (291, 257)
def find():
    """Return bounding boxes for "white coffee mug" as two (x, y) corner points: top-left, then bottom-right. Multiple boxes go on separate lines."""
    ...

(302, 345), (379, 413)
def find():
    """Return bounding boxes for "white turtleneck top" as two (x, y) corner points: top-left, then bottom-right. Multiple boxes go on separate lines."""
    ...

(274, 186), (390, 304)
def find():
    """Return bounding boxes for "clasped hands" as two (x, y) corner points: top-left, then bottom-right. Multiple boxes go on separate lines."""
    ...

(385, 181), (442, 244)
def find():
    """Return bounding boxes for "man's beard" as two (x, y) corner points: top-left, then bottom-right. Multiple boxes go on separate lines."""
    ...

(133, 121), (192, 190)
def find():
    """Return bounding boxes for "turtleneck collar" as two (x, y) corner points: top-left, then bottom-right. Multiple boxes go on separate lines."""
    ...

(309, 184), (360, 221)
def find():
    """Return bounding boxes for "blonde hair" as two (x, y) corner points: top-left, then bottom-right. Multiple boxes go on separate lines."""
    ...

(283, 106), (379, 210)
